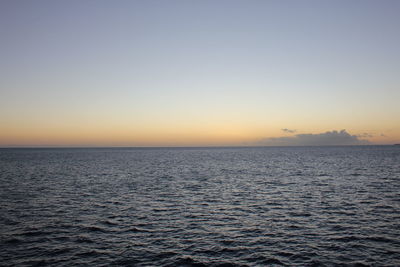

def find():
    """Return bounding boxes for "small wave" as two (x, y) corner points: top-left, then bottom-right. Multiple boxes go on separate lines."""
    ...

(287, 225), (302, 230)
(244, 254), (286, 265)
(261, 257), (285, 265)
(19, 230), (52, 237)
(19, 259), (49, 266)
(330, 225), (350, 231)
(53, 236), (71, 242)
(220, 239), (235, 245)
(74, 235), (94, 243)
(333, 235), (396, 245)
(307, 260), (328, 267)
(81, 225), (109, 233)
(112, 258), (142, 265)
(166, 256), (207, 267)
(155, 251), (178, 259)
(289, 252), (319, 261)
(124, 226), (151, 233)
(214, 262), (248, 267)
(3, 237), (23, 244)
(75, 250), (104, 257)
(365, 236), (396, 244)
(350, 262), (370, 267)
(275, 251), (294, 257)
(99, 220), (119, 226)
(330, 235), (360, 242)
(49, 247), (73, 256)
(288, 212), (312, 217)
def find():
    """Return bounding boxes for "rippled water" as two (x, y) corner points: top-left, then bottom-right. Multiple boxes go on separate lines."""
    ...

(0, 146), (399, 266)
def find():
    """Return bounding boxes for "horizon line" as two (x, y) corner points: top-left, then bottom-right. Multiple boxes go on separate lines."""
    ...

(0, 144), (396, 149)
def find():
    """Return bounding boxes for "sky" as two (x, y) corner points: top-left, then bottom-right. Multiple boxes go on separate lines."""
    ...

(0, 0), (399, 147)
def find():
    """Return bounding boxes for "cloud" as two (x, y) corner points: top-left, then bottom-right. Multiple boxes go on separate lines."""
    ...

(281, 128), (296, 133)
(257, 130), (370, 146)
(356, 133), (374, 138)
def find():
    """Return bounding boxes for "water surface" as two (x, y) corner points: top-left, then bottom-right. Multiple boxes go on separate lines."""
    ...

(0, 146), (399, 266)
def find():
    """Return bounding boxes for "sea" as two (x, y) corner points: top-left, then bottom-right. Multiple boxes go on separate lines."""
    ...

(0, 146), (399, 266)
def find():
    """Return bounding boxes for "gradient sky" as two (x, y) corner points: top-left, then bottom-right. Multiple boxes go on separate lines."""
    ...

(1, 0), (399, 146)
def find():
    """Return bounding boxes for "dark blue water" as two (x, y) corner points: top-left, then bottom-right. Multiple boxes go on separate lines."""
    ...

(0, 146), (399, 266)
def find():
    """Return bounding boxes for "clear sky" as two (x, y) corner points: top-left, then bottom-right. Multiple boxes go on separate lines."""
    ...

(1, 0), (399, 146)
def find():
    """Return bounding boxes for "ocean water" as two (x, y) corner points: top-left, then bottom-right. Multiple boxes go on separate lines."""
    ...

(0, 146), (399, 266)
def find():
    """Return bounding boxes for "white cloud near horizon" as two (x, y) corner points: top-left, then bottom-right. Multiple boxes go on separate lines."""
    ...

(257, 130), (370, 146)
(281, 128), (297, 133)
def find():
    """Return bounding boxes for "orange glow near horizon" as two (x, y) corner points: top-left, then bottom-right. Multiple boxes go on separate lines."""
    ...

(1, 117), (399, 146)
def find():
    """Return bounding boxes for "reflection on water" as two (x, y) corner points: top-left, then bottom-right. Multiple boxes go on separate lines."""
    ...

(0, 146), (399, 266)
